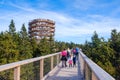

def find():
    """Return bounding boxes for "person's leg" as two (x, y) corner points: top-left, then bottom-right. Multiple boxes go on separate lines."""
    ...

(74, 61), (76, 67)
(73, 61), (76, 67)
(65, 60), (67, 67)
(62, 60), (64, 67)
(62, 60), (65, 67)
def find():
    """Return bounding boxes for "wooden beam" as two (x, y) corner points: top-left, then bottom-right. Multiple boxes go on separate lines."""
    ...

(51, 56), (54, 70)
(40, 59), (44, 80)
(14, 66), (20, 80)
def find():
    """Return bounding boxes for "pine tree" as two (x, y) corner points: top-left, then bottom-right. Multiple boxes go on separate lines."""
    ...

(91, 31), (101, 48)
(30, 38), (38, 57)
(8, 19), (16, 35)
(0, 32), (19, 64)
(18, 24), (32, 60)
(49, 35), (55, 53)
(109, 29), (120, 79)
(38, 37), (50, 56)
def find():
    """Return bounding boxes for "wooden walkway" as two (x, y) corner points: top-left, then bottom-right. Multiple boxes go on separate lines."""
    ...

(45, 61), (83, 80)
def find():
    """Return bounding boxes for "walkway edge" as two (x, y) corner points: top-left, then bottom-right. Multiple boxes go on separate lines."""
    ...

(41, 62), (62, 80)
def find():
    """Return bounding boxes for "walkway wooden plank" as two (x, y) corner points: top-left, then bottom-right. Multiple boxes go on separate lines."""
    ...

(46, 61), (83, 80)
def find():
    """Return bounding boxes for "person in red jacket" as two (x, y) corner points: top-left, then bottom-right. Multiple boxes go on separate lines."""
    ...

(60, 49), (67, 67)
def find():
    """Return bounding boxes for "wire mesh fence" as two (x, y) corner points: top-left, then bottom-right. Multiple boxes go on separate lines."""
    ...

(0, 69), (14, 80)
(0, 53), (60, 80)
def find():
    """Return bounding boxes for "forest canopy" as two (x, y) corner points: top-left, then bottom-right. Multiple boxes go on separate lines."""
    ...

(0, 19), (119, 80)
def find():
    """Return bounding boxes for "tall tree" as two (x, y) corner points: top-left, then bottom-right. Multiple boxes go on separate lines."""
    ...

(49, 35), (55, 53)
(30, 38), (38, 57)
(37, 37), (50, 56)
(91, 31), (101, 48)
(20, 24), (28, 39)
(18, 24), (32, 60)
(0, 32), (19, 64)
(9, 19), (16, 35)
(109, 29), (120, 79)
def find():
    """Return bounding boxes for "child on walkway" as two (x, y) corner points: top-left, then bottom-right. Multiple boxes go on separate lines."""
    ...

(68, 55), (73, 67)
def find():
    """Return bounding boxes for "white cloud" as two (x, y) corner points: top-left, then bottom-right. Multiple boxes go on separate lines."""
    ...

(73, 0), (95, 10)
(8, 2), (35, 12)
(1, 1), (120, 43)
(1, 9), (120, 37)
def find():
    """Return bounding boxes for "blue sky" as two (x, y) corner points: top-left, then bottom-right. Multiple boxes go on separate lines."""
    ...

(0, 0), (120, 44)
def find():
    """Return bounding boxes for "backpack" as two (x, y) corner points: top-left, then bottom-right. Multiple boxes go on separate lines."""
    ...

(73, 49), (76, 53)
(67, 51), (70, 57)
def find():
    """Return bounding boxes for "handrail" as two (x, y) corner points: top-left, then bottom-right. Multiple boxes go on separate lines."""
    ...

(0, 50), (116, 80)
(79, 51), (115, 80)
(0, 52), (60, 80)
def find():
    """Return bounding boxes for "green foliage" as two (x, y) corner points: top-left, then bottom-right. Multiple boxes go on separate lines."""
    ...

(0, 32), (19, 64)
(109, 29), (120, 79)
(82, 30), (120, 80)
(9, 19), (16, 35)
(0, 19), (84, 80)
(21, 63), (34, 80)
(30, 38), (38, 57)
(36, 37), (51, 56)
(18, 24), (33, 60)
(91, 31), (101, 48)
(48, 35), (55, 53)
(54, 41), (79, 52)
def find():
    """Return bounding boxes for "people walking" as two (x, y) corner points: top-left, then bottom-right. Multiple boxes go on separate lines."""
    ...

(75, 47), (79, 60)
(60, 49), (67, 67)
(67, 48), (71, 59)
(72, 48), (76, 56)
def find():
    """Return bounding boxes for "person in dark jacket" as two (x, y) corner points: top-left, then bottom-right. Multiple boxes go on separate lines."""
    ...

(73, 55), (76, 67)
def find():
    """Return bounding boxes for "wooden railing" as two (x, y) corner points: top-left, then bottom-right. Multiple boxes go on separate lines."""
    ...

(79, 51), (115, 80)
(0, 50), (116, 80)
(0, 52), (60, 80)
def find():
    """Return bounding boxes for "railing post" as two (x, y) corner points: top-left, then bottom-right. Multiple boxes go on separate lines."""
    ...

(57, 54), (59, 65)
(79, 52), (85, 78)
(92, 72), (98, 80)
(14, 66), (20, 80)
(51, 56), (54, 70)
(85, 64), (91, 80)
(40, 59), (44, 80)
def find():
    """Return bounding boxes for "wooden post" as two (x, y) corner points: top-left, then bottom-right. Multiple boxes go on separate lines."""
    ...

(80, 53), (85, 79)
(57, 54), (59, 65)
(40, 59), (44, 80)
(92, 72), (98, 80)
(85, 64), (91, 80)
(14, 66), (20, 80)
(80, 53), (84, 76)
(51, 56), (54, 70)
